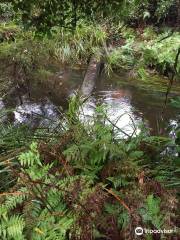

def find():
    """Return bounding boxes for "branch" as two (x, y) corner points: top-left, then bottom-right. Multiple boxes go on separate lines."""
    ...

(103, 187), (131, 213)
(157, 31), (174, 43)
(163, 47), (180, 108)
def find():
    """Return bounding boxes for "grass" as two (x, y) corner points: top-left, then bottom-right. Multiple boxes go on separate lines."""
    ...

(51, 20), (107, 65)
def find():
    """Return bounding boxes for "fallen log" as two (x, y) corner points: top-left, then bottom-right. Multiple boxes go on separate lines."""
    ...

(81, 57), (104, 96)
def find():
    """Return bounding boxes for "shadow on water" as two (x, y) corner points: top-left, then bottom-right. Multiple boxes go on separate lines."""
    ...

(1, 68), (179, 137)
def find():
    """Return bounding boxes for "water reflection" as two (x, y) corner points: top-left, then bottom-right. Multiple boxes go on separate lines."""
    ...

(1, 68), (84, 127)
(168, 119), (179, 139)
(80, 90), (142, 137)
(0, 99), (4, 110)
(14, 97), (59, 127)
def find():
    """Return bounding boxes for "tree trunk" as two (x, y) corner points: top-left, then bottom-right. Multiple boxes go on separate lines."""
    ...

(81, 57), (103, 96)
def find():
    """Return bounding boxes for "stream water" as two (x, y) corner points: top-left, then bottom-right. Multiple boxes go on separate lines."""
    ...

(1, 68), (179, 137)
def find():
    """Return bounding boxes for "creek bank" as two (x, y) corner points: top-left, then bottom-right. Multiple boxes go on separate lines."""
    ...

(0, 22), (179, 99)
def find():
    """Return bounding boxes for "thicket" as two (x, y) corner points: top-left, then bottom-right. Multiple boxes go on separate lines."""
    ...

(1, 1), (179, 31)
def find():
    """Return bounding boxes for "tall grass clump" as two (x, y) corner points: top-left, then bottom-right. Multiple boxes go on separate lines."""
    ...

(52, 21), (107, 65)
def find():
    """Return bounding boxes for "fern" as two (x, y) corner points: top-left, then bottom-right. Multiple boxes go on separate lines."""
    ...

(31, 212), (74, 240)
(107, 176), (130, 188)
(0, 215), (25, 240)
(18, 142), (41, 167)
(3, 190), (27, 212)
(104, 203), (130, 229)
(139, 194), (164, 229)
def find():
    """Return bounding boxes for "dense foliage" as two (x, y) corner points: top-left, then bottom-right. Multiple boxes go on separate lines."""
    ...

(1, 0), (179, 31)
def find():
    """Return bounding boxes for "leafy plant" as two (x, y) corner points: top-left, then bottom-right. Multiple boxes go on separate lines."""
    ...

(142, 32), (180, 77)
(139, 194), (164, 229)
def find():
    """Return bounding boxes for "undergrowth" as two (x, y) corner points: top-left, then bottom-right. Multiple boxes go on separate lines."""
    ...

(106, 26), (180, 80)
(0, 97), (179, 240)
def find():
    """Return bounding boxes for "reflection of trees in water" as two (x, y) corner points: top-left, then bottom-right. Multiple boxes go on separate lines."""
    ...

(31, 68), (83, 108)
(1, 84), (60, 127)
(2, 86), (25, 123)
(13, 100), (60, 128)
(129, 89), (178, 136)
(1, 68), (83, 126)
(109, 89), (132, 99)
(97, 72), (179, 135)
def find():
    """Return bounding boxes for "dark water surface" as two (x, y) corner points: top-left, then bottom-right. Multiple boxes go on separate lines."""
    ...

(86, 73), (179, 137)
(1, 69), (179, 137)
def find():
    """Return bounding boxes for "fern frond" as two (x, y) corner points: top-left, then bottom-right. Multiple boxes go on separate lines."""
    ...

(0, 215), (25, 240)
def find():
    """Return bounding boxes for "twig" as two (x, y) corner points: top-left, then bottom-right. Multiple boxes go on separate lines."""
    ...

(103, 187), (131, 213)
(163, 47), (180, 110)
(105, 115), (131, 138)
(0, 191), (27, 197)
(157, 31), (174, 42)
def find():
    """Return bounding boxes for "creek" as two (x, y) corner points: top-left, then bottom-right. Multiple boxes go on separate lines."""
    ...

(0, 68), (179, 137)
